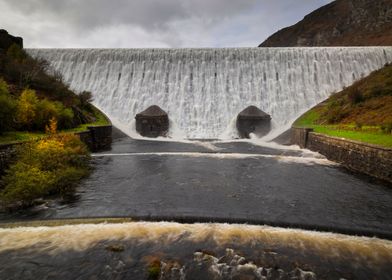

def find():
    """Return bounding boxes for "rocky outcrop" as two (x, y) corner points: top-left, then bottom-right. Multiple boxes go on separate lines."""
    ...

(0, 29), (23, 51)
(259, 0), (392, 47)
(135, 105), (169, 138)
(236, 106), (271, 138)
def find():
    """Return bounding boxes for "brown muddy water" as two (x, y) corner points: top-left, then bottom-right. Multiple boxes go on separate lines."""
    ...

(0, 221), (392, 279)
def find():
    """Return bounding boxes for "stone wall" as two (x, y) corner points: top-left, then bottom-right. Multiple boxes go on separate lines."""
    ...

(75, 125), (112, 152)
(0, 143), (20, 176)
(290, 127), (314, 148)
(291, 127), (392, 183)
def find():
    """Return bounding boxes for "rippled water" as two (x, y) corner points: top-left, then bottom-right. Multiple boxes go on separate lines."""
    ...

(2, 137), (391, 239)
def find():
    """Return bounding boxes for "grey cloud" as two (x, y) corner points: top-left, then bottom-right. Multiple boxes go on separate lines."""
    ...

(0, 0), (332, 48)
(4, 0), (257, 31)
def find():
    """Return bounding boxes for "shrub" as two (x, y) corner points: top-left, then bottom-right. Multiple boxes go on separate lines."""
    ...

(381, 123), (392, 134)
(1, 163), (56, 206)
(16, 88), (75, 131)
(36, 99), (74, 130)
(79, 91), (93, 109)
(0, 134), (90, 208)
(16, 89), (39, 130)
(55, 103), (74, 129)
(6, 44), (27, 62)
(347, 87), (363, 104)
(0, 79), (17, 133)
(355, 121), (363, 130)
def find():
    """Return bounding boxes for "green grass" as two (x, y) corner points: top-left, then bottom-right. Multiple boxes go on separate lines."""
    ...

(0, 106), (110, 145)
(294, 122), (392, 147)
(294, 109), (392, 147)
(0, 131), (46, 145)
(294, 109), (322, 127)
(313, 126), (392, 147)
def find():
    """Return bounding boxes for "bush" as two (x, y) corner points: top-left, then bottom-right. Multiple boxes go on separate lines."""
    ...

(381, 123), (392, 134)
(16, 88), (74, 131)
(1, 163), (56, 206)
(355, 121), (363, 130)
(79, 91), (93, 109)
(36, 99), (74, 130)
(0, 79), (17, 134)
(16, 89), (38, 130)
(6, 44), (27, 62)
(347, 87), (363, 104)
(0, 133), (90, 208)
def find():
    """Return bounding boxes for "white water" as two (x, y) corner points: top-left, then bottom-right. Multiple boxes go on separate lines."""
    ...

(28, 47), (392, 139)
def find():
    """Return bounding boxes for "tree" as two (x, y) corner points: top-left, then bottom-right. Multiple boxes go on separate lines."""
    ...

(16, 89), (39, 130)
(79, 91), (93, 108)
(0, 79), (16, 134)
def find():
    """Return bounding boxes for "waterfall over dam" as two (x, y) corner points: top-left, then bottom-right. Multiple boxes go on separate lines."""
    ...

(28, 47), (392, 139)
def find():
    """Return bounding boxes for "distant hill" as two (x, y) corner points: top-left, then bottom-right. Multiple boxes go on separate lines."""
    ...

(259, 0), (392, 47)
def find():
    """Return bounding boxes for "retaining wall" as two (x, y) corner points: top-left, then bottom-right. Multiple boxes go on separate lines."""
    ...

(291, 127), (392, 183)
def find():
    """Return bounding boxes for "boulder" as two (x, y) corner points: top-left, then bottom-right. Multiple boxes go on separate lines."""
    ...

(0, 29), (23, 51)
(135, 105), (169, 138)
(236, 106), (271, 138)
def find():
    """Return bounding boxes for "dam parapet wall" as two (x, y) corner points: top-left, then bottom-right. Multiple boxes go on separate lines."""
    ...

(291, 127), (392, 183)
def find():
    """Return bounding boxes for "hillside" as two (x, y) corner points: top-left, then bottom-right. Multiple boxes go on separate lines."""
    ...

(260, 0), (392, 47)
(294, 64), (392, 147)
(0, 30), (109, 142)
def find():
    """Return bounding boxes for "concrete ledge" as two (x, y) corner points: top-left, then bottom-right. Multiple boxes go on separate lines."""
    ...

(291, 127), (392, 183)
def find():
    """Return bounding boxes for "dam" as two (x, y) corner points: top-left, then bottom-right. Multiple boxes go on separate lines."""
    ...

(4, 47), (390, 279)
(27, 47), (392, 139)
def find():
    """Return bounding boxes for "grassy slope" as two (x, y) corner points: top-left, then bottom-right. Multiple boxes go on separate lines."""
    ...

(294, 65), (392, 147)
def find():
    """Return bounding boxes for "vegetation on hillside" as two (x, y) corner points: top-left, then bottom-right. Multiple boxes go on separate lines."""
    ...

(260, 0), (392, 47)
(0, 38), (109, 209)
(0, 43), (109, 143)
(0, 44), (109, 136)
(0, 120), (90, 208)
(294, 64), (392, 147)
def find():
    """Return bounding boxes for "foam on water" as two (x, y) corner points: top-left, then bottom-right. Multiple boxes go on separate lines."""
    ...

(27, 47), (392, 139)
(1, 221), (391, 260)
(91, 152), (336, 166)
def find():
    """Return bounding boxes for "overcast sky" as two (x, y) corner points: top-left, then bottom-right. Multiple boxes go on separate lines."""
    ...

(0, 0), (332, 48)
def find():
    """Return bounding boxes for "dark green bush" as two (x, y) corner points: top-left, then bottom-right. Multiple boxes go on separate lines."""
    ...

(6, 44), (27, 62)
(79, 91), (94, 109)
(0, 79), (17, 134)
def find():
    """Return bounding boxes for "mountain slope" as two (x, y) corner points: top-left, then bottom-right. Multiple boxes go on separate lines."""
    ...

(293, 64), (392, 147)
(259, 0), (392, 47)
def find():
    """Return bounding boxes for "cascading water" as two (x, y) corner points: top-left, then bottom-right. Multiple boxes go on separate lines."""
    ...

(28, 47), (392, 139)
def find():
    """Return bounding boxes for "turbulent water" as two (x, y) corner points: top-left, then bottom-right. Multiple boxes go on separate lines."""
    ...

(28, 47), (392, 139)
(1, 221), (392, 279)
